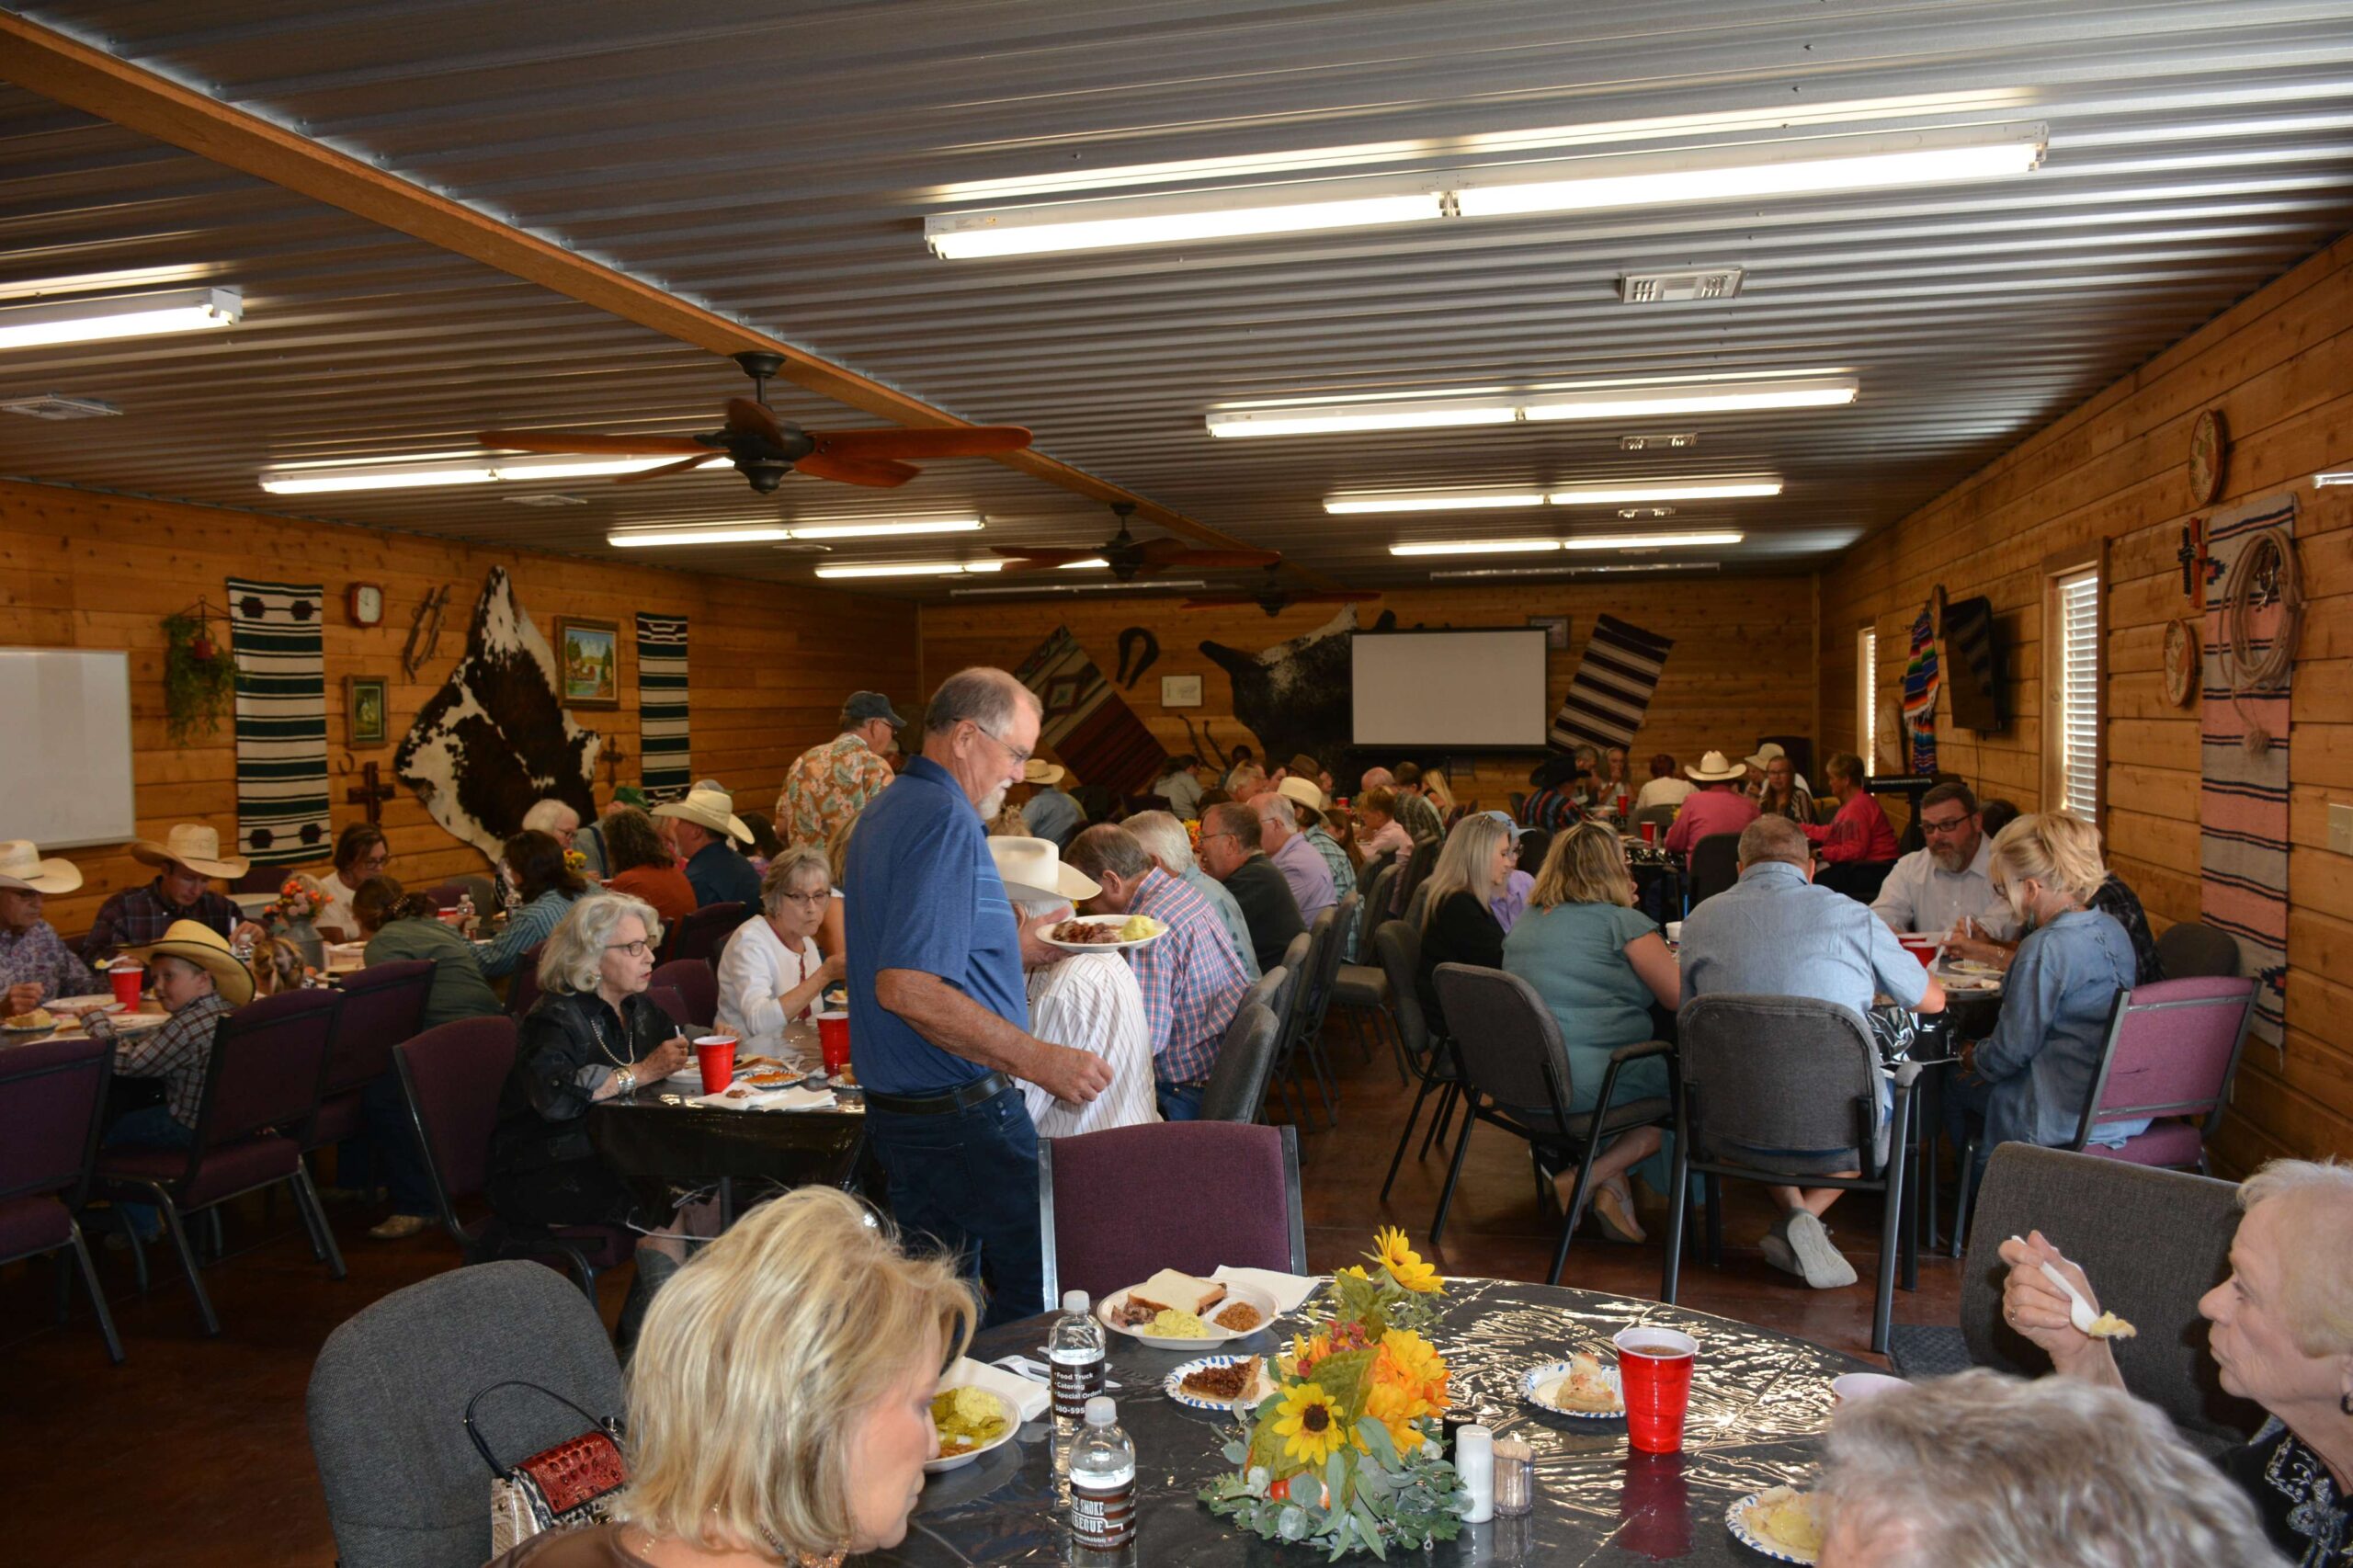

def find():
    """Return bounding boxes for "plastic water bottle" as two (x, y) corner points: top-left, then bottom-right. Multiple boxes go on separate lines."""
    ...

(1068, 1396), (1136, 1551)
(1047, 1290), (1107, 1424)
(458, 892), (478, 936)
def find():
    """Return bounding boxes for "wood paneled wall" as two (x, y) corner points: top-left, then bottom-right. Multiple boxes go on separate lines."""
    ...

(0, 481), (919, 936)
(1820, 232), (2353, 1170)
(918, 577), (1818, 801)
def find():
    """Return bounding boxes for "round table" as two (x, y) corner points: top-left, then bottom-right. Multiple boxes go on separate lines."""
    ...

(887, 1277), (1870, 1565)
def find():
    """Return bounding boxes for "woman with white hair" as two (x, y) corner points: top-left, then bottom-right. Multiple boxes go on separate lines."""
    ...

(1944, 812), (2140, 1176)
(1413, 812), (1517, 1039)
(520, 796), (599, 877)
(715, 846), (845, 1055)
(485, 1187), (975, 1568)
(2001, 1159), (2353, 1564)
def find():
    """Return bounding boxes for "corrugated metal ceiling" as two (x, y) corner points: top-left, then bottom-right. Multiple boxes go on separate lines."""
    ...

(2, 0), (2349, 597)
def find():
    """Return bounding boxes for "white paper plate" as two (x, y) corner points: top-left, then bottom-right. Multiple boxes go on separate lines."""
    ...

(44, 995), (122, 1017)
(1726, 1491), (1820, 1564)
(1039, 915), (1165, 954)
(925, 1387), (1018, 1474)
(1164, 1354), (1276, 1414)
(1519, 1359), (1625, 1419)
(1098, 1282), (1279, 1349)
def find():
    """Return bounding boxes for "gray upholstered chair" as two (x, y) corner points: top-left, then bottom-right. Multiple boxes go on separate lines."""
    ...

(1197, 1002), (1283, 1124)
(1331, 866), (1400, 1083)
(1378, 919), (1462, 1203)
(308, 1259), (624, 1568)
(1664, 993), (1919, 1354)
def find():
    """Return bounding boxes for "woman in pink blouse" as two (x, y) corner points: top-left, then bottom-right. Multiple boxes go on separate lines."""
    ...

(1803, 752), (1899, 863)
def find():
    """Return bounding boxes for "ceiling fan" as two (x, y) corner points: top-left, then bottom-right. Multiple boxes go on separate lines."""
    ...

(1184, 567), (1382, 617)
(991, 503), (1282, 581)
(478, 350), (1033, 493)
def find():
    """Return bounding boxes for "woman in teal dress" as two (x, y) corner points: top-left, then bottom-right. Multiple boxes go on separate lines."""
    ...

(1502, 820), (1680, 1244)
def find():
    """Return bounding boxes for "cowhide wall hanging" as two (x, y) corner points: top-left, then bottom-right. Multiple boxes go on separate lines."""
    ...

(395, 567), (600, 862)
(1199, 603), (1399, 783)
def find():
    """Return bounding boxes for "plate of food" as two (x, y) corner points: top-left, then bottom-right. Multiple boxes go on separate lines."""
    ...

(1521, 1351), (1624, 1418)
(1728, 1485), (1823, 1563)
(4, 1007), (57, 1033)
(1040, 914), (1165, 953)
(1099, 1269), (1279, 1349)
(742, 1066), (804, 1090)
(925, 1386), (1017, 1474)
(42, 995), (122, 1019)
(1165, 1353), (1278, 1413)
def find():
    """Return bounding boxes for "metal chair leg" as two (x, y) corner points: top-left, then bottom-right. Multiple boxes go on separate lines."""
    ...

(153, 1191), (220, 1336)
(1428, 1102), (1478, 1244)
(1661, 1152), (1689, 1303)
(290, 1165), (347, 1281)
(1949, 1137), (1981, 1259)
(1548, 1144), (1597, 1287)
(1425, 1081), (1459, 1156)
(66, 1221), (124, 1365)
(116, 1206), (150, 1295)
(1381, 1075), (1438, 1202)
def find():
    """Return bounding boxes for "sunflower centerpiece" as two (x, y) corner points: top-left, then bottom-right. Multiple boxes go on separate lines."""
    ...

(1199, 1228), (1471, 1556)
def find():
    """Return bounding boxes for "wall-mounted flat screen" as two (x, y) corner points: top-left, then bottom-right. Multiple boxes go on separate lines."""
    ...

(1943, 595), (2008, 732)
(1350, 629), (1551, 750)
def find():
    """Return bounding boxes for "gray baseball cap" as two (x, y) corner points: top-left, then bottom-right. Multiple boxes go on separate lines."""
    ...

(845, 691), (907, 728)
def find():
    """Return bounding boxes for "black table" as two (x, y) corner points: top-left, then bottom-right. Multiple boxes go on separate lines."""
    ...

(587, 1082), (870, 1220)
(870, 1277), (1870, 1565)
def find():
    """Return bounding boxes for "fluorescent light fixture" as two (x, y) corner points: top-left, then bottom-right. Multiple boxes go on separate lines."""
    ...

(1520, 376), (1856, 422)
(1057, 557), (1111, 570)
(0, 287), (242, 351)
(1561, 530), (1743, 550)
(925, 184), (1443, 259)
(609, 526), (791, 548)
(952, 579), (1209, 598)
(785, 517), (983, 540)
(609, 517), (988, 548)
(1429, 562), (1722, 581)
(1208, 400), (1517, 439)
(1389, 538), (1563, 558)
(1324, 489), (1547, 515)
(2315, 471), (2353, 488)
(814, 560), (1007, 579)
(1547, 478), (1781, 505)
(262, 453), (677, 495)
(1451, 122), (2047, 219)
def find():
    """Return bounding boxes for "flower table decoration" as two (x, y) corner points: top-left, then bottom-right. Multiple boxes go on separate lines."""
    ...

(267, 874), (328, 971)
(1199, 1228), (1470, 1557)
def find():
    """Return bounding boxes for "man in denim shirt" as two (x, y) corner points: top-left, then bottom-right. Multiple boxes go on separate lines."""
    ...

(1680, 816), (1947, 1290)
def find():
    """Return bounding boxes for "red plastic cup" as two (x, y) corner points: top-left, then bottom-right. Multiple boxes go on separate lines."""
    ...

(1618, 791), (1631, 817)
(816, 1010), (851, 1075)
(108, 962), (143, 1010)
(1613, 1327), (1698, 1453)
(694, 1036), (737, 1095)
(1640, 820), (1658, 846)
(1897, 935), (1938, 968)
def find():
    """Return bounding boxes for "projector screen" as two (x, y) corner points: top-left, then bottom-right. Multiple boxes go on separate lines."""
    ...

(1350, 629), (1551, 750)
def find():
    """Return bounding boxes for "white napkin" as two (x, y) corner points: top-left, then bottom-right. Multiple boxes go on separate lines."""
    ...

(688, 1085), (839, 1112)
(1212, 1266), (1323, 1315)
(939, 1355), (1051, 1423)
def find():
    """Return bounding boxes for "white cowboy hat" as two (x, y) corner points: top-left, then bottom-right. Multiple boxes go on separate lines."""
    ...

(1275, 776), (1327, 813)
(0, 840), (82, 895)
(130, 823), (251, 881)
(653, 787), (752, 846)
(130, 918), (256, 1006)
(987, 835), (1100, 903)
(1742, 742), (1787, 771)
(1686, 750), (1747, 783)
(1021, 759), (1067, 787)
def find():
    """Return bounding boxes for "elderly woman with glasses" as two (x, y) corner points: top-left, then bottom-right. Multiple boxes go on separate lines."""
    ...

(716, 846), (847, 1056)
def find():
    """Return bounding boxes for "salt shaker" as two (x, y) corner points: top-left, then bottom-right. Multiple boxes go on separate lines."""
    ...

(1454, 1423), (1495, 1524)
(1491, 1435), (1534, 1516)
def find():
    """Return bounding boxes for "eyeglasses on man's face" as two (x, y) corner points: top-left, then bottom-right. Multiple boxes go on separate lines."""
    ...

(1920, 813), (1972, 837)
(970, 722), (1033, 769)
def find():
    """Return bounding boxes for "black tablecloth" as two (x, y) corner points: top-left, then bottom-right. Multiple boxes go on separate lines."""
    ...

(587, 1083), (868, 1191)
(867, 1277), (1870, 1565)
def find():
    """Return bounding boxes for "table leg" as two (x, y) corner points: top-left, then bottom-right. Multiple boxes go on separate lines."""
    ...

(1918, 1068), (1943, 1254)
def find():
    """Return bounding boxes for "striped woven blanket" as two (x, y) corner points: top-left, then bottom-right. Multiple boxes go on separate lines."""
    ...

(636, 613), (689, 803)
(226, 577), (331, 867)
(1548, 614), (1675, 752)
(1016, 627), (1167, 794)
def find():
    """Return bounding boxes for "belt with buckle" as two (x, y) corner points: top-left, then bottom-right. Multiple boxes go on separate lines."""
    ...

(864, 1072), (1014, 1117)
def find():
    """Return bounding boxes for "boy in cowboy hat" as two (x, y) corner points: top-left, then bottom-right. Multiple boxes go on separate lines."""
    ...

(1, 840), (101, 1016)
(81, 823), (268, 966)
(653, 787), (762, 909)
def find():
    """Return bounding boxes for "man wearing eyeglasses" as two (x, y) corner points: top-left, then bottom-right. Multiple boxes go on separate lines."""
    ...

(844, 665), (1114, 1327)
(1871, 781), (2018, 942)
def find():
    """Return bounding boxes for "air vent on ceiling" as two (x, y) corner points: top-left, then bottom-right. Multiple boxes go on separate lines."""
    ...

(503, 492), (589, 508)
(1617, 506), (1677, 519)
(1617, 267), (1744, 304)
(1619, 432), (1697, 452)
(1, 392), (120, 421)
(770, 542), (833, 554)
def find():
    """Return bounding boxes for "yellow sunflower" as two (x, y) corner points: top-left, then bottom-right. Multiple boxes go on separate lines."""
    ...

(1371, 1226), (1442, 1293)
(1271, 1381), (1349, 1468)
(1286, 1329), (1332, 1379)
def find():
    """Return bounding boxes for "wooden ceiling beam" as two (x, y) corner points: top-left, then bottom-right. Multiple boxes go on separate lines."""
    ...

(0, 13), (1338, 586)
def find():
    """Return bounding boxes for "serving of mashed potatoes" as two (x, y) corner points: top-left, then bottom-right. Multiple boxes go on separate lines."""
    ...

(1144, 1308), (1209, 1338)
(1117, 915), (1164, 942)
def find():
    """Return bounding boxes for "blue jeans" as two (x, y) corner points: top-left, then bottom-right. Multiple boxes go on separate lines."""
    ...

(103, 1105), (196, 1239)
(335, 1071), (434, 1217)
(1156, 1080), (1205, 1121)
(865, 1085), (1042, 1328)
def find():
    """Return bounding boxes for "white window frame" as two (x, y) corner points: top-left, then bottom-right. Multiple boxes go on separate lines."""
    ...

(1857, 625), (1878, 777)
(2042, 551), (2104, 824)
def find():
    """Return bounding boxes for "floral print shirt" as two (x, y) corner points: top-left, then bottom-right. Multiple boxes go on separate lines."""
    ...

(776, 732), (894, 847)
(2225, 1417), (2348, 1566)
(2, 920), (102, 1004)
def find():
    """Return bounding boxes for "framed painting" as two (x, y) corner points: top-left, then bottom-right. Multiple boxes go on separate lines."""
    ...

(1160, 673), (1204, 709)
(1527, 614), (1571, 651)
(346, 675), (390, 747)
(554, 617), (620, 709)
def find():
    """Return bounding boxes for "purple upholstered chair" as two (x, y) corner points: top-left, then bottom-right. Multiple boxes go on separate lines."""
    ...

(0, 1036), (121, 1362)
(505, 944), (547, 1019)
(645, 985), (692, 1031)
(94, 988), (347, 1335)
(1038, 1122), (1304, 1306)
(304, 960), (434, 1151)
(648, 960), (718, 1031)
(2070, 976), (2258, 1171)
(663, 902), (748, 968)
(392, 1017), (631, 1299)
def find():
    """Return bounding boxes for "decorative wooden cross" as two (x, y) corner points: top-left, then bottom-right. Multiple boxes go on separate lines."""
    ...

(602, 742), (628, 792)
(345, 761), (397, 825)
(2178, 519), (2204, 601)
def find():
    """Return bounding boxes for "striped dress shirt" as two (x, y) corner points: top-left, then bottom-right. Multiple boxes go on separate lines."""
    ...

(1126, 867), (1250, 1085)
(1022, 952), (1160, 1138)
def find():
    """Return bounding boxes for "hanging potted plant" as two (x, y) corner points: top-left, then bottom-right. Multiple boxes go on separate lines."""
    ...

(163, 600), (233, 744)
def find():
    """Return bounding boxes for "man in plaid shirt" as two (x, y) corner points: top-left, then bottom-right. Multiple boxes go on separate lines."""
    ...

(80, 823), (267, 965)
(1066, 824), (1249, 1122)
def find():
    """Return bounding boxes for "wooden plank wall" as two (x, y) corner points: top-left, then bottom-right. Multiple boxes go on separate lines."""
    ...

(1820, 231), (2353, 1170)
(918, 576), (1818, 802)
(0, 481), (920, 936)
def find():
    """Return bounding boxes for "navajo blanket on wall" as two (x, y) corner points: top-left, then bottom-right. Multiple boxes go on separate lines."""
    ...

(1016, 626), (1167, 795)
(225, 577), (332, 866)
(1547, 614), (1675, 752)
(1902, 598), (1940, 774)
(2199, 491), (2296, 1055)
(635, 613), (689, 803)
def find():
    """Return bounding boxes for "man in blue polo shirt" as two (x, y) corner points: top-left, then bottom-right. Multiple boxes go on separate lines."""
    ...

(846, 665), (1114, 1326)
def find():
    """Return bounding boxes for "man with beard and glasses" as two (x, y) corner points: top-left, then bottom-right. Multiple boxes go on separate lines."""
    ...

(1870, 781), (2018, 943)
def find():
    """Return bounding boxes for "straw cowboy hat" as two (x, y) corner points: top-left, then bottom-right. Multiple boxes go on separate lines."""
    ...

(1021, 759), (1067, 788)
(1686, 750), (1748, 783)
(987, 835), (1101, 903)
(1275, 776), (1327, 813)
(131, 918), (256, 1006)
(130, 824), (250, 881)
(653, 787), (752, 846)
(0, 840), (82, 895)
(1742, 741), (1788, 772)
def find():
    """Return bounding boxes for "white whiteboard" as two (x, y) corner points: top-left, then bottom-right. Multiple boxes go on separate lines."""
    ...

(0, 648), (136, 849)
(1350, 630), (1551, 749)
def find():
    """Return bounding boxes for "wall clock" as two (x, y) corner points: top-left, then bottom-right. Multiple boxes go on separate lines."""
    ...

(2188, 407), (2227, 508)
(2163, 618), (2200, 709)
(347, 583), (385, 627)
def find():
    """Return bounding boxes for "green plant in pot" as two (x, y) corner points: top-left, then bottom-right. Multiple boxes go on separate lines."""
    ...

(163, 607), (233, 744)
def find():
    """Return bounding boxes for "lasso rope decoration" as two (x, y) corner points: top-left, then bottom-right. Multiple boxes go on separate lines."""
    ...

(2218, 527), (2302, 756)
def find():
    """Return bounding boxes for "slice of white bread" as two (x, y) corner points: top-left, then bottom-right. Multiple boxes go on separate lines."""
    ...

(1127, 1268), (1227, 1317)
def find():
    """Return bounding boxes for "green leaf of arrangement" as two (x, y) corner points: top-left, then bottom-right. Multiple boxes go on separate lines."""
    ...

(1310, 1347), (1377, 1416)
(1356, 1416), (1398, 1468)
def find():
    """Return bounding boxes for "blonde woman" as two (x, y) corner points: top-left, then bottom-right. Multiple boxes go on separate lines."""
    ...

(1945, 812), (2140, 1178)
(487, 1187), (976, 1568)
(1500, 821), (1679, 1241)
(1412, 812), (1516, 1039)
